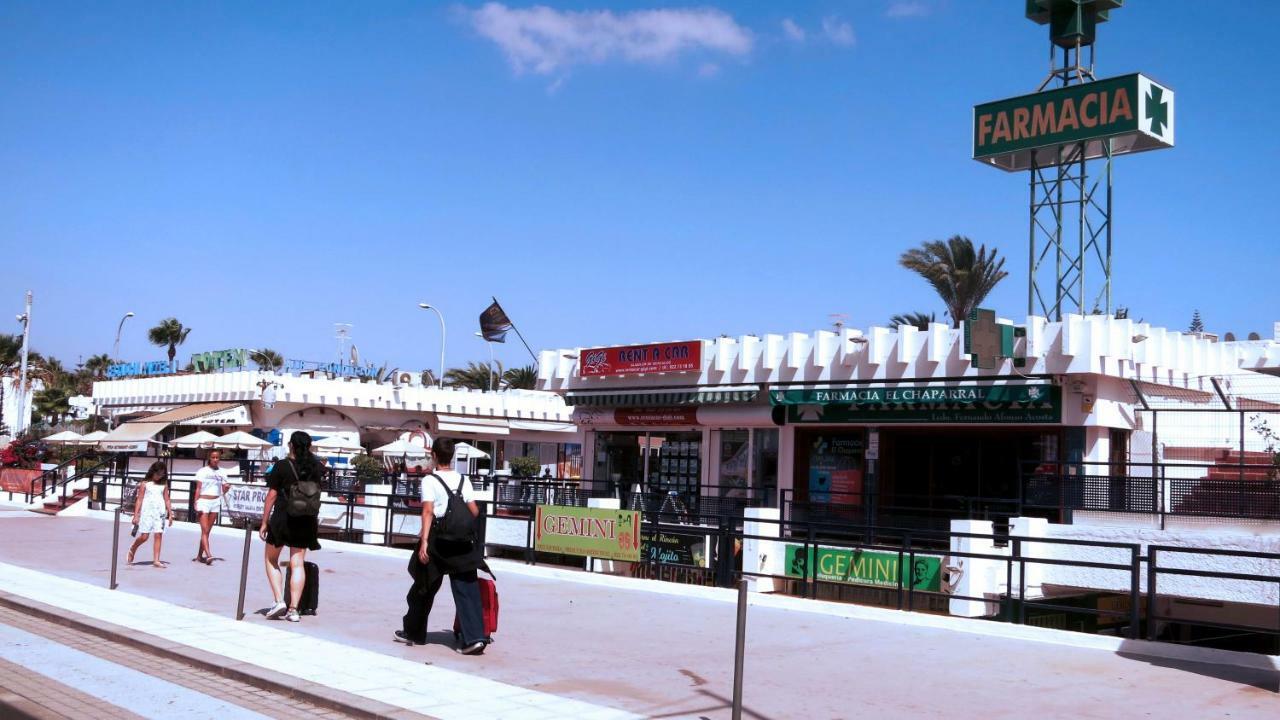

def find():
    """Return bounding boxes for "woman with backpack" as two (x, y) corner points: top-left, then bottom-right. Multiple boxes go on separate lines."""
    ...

(259, 431), (323, 623)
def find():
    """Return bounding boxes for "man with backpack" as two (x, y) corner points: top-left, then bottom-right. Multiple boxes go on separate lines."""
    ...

(396, 437), (487, 655)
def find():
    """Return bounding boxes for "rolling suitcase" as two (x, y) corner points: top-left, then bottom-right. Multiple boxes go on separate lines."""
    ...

(285, 561), (320, 615)
(454, 570), (499, 642)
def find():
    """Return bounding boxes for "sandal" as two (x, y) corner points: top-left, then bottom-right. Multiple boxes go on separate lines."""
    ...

(127, 549), (136, 564)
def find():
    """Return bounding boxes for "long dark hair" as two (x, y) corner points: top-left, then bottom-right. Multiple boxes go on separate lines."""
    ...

(288, 431), (322, 480)
(144, 461), (168, 486)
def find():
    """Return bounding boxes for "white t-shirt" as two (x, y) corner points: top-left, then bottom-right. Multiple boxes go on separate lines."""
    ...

(419, 469), (477, 518)
(195, 466), (227, 498)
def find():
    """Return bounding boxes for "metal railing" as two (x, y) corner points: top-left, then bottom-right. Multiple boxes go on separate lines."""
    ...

(88, 464), (1280, 653)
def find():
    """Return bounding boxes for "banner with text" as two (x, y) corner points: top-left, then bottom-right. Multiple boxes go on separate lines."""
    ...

(580, 341), (702, 377)
(534, 505), (641, 561)
(784, 545), (942, 592)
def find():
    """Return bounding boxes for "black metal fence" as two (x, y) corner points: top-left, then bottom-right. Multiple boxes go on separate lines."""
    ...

(83, 464), (1280, 653)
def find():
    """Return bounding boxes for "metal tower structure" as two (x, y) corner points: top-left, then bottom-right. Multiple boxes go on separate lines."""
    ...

(974, 3), (1173, 323)
(1025, 0), (1120, 320)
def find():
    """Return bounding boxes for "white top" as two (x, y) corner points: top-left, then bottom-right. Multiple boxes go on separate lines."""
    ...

(419, 469), (478, 518)
(194, 466), (227, 498)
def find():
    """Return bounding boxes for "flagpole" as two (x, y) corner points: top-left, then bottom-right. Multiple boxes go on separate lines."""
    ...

(493, 296), (540, 367)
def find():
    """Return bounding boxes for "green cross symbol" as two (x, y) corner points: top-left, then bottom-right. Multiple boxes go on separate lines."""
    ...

(1146, 84), (1169, 137)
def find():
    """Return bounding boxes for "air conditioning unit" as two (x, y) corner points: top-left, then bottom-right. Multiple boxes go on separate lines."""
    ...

(396, 372), (414, 387)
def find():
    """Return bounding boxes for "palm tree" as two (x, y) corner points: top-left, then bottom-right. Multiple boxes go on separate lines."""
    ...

(502, 364), (537, 390)
(250, 349), (285, 372)
(84, 353), (113, 379)
(32, 386), (71, 426)
(899, 235), (1008, 328)
(444, 361), (499, 390)
(147, 318), (191, 363)
(889, 312), (937, 331)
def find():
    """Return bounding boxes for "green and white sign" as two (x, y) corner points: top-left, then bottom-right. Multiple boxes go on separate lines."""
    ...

(534, 505), (641, 562)
(974, 73), (1174, 172)
(770, 383), (1060, 424)
(784, 545), (942, 592)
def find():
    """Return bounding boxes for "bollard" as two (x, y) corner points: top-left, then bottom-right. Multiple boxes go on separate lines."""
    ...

(236, 522), (253, 620)
(731, 577), (748, 720)
(110, 507), (122, 590)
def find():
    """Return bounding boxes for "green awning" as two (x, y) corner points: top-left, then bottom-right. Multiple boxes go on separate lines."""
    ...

(565, 387), (759, 407)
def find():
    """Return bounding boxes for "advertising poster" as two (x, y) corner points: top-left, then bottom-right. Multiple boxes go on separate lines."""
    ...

(640, 530), (707, 567)
(535, 505), (641, 562)
(784, 545), (942, 592)
(807, 434), (863, 504)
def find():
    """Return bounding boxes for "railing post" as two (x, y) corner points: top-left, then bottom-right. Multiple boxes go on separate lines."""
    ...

(907, 541), (917, 614)
(805, 523), (817, 600)
(1146, 546), (1159, 641)
(236, 522), (253, 620)
(110, 507), (122, 590)
(1007, 538), (1020, 624)
(731, 578), (748, 720)
(1129, 546), (1141, 640)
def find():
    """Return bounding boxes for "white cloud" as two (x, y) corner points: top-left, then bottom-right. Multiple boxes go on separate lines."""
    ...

(821, 16), (855, 47)
(466, 3), (754, 76)
(781, 18), (806, 43)
(886, 1), (930, 19)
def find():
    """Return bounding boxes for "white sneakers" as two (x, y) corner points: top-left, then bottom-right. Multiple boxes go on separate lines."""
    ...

(265, 601), (288, 620)
(285, 609), (301, 623)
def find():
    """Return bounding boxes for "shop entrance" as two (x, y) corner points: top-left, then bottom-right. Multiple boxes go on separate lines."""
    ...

(879, 428), (1054, 510)
(593, 430), (703, 499)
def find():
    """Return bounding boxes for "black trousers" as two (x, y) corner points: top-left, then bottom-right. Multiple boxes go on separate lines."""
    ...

(402, 552), (485, 645)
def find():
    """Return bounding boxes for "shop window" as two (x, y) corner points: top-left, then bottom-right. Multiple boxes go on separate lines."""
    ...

(752, 428), (779, 507)
(718, 430), (749, 496)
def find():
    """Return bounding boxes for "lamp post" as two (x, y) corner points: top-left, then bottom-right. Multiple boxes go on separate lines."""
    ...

(474, 331), (496, 391)
(417, 303), (446, 388)
(112, 311), (134, 360)
(14, 291), (32, 435)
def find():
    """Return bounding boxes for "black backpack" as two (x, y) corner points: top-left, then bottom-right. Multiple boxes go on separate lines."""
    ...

(284, 459), (322, 518)
(432, 473), (476, 542)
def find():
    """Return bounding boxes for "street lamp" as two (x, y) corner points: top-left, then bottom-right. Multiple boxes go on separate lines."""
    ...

(113, 311), (135, 360)
(475, 332), (496, 391)
(418, 303), (446, 388)
(14, 291), (31, 435)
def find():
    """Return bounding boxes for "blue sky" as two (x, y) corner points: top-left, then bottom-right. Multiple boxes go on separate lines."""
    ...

(2, 1), (1277, 374)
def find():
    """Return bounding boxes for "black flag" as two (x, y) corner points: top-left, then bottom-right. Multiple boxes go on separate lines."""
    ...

(479, 300), (513, 343)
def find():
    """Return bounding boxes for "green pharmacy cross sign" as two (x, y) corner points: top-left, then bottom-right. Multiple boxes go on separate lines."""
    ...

(974, 73), (1174, 172)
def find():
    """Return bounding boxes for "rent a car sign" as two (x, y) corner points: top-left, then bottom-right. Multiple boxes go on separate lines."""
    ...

(579, 340), (703, 377)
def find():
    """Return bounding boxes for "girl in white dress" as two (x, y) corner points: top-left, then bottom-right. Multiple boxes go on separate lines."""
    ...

(128, 461), (173, 567)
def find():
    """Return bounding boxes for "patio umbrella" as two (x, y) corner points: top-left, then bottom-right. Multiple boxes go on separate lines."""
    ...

(78, 431), (108, 446)
(313, 435), (364, 455)
(171, 430), (219, 448)
(209, 430), (273, 450)
(371, 439), (428, 457)
(454, 442), (490, 459)
(43, 430), (83, 445)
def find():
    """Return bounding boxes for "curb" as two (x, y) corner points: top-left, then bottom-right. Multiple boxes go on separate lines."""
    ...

(0, 591), (432, 720)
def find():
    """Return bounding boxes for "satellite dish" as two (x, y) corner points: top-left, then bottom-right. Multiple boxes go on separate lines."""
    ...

(350, 344), (360, 366)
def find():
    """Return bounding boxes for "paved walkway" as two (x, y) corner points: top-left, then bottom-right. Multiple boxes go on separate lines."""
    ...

(0, 605), (354, 720)
(0, 512), (1276, 719)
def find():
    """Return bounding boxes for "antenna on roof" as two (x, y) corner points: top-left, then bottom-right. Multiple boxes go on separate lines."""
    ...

(829, 313), (849, 332)
(335, 323), (352, 363)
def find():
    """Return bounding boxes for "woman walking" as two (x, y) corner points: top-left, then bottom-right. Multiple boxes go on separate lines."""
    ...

(128, 461), (173, 567)
(259, 431), (323, 623)
(193, 449), (230, 564)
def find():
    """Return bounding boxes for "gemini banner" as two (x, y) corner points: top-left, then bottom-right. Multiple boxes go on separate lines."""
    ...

(534, 505), (641, 562)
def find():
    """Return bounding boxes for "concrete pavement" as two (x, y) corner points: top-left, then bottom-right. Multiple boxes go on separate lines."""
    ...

(0, 511), (1275, 719)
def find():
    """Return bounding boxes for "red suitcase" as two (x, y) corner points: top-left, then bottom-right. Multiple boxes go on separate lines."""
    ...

(454, 572), (499, 642)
